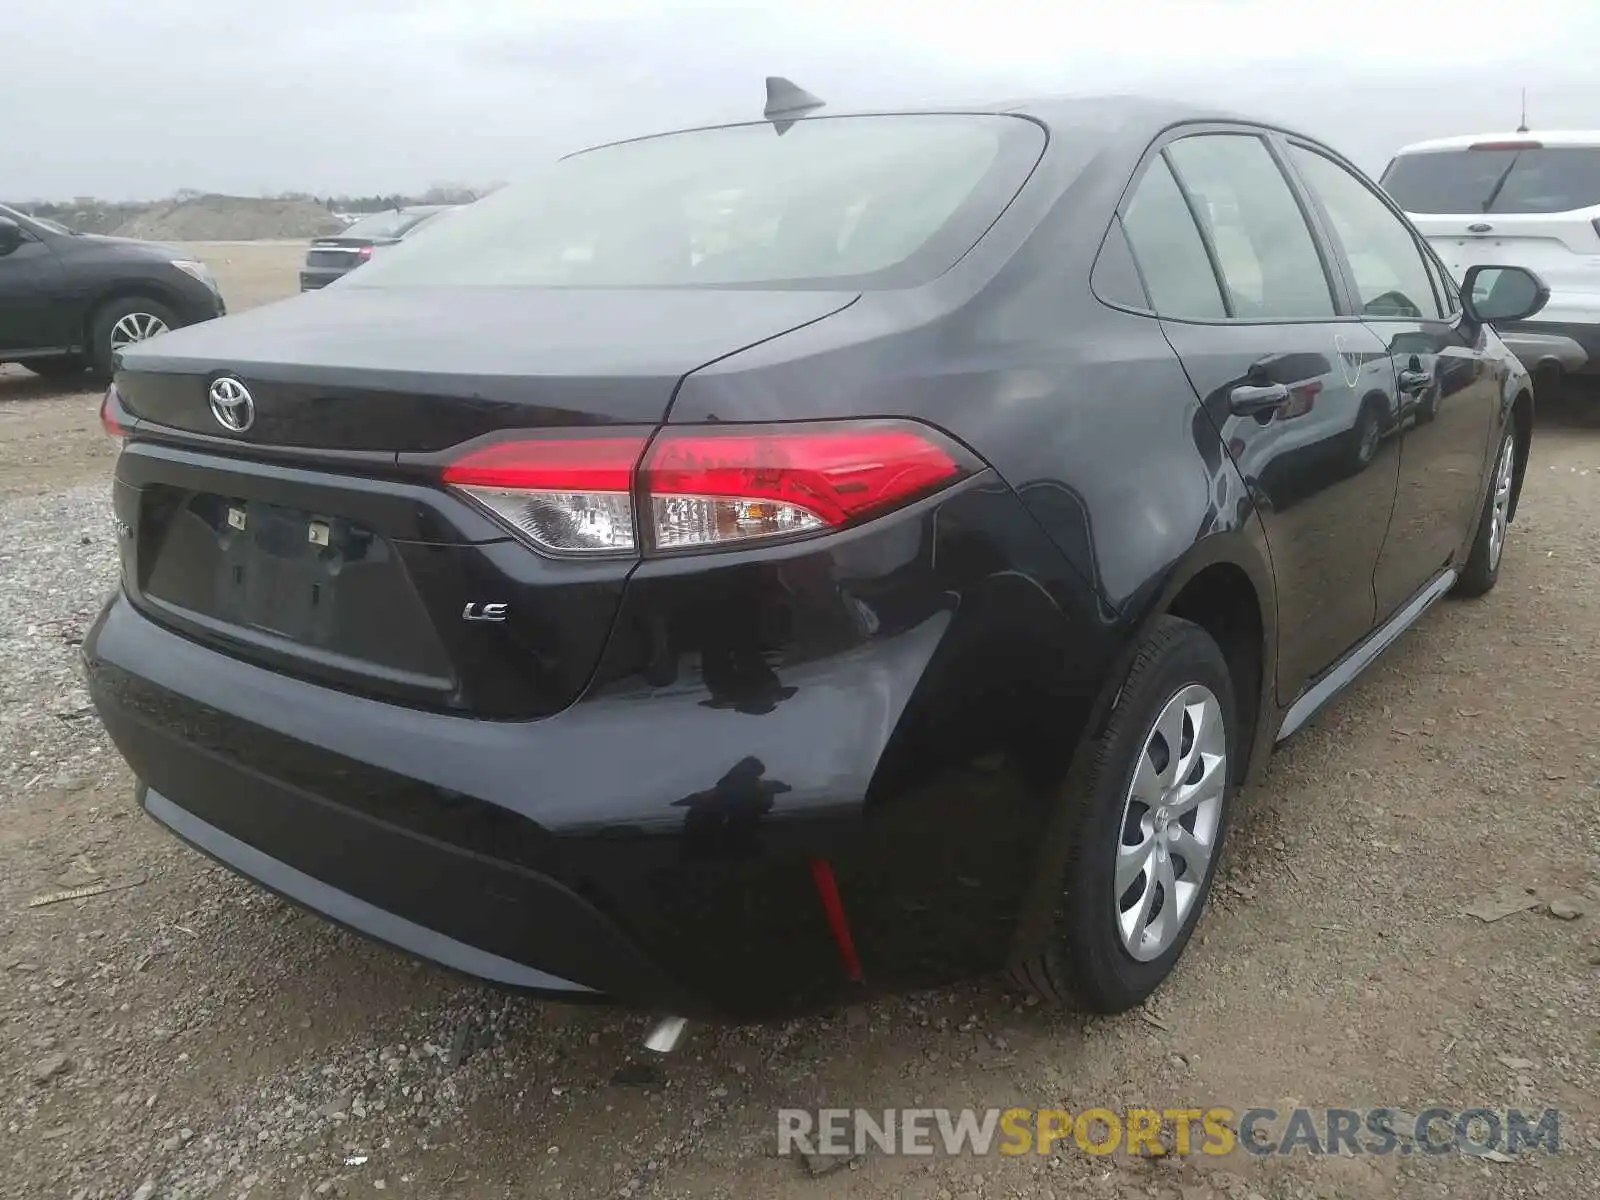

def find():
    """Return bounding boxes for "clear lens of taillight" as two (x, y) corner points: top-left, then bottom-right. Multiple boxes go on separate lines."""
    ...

(442, 435), (646, 554)
(642, 423), (968, 550)
(463, 486), (636, 551)
(440, 421), (975, 557)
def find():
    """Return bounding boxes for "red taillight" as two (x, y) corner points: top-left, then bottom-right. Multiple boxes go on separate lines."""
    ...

(442, 436), (645, 492)
(100, 386), (127, 440)
(442, 435), (647, 554)
(357, 245), (375, 261)
(643, 423), (966, 550)
(440, 421), (974, 556)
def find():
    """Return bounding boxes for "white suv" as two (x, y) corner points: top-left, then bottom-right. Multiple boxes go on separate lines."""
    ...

(1382, 132), (1600, 380)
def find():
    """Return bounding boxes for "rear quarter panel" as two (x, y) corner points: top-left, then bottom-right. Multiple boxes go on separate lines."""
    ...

(670, 131), (1273, 641)
(668, 129), (1279, 970)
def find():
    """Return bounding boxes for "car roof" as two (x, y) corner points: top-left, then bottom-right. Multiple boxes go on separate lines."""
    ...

(1394, 130), (1600, 154)
(994, 93), (1250, 128)
(939, 94), (1310, 141)
(583, 94), (1331, 162)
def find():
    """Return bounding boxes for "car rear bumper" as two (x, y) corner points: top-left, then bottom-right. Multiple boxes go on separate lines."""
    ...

(92, 591), (708, 1005)
(299, 268), (347, 291)
(1497, 318), (1600, 375)
(84, 477), (1097, 1016)
(87, 590), (886, 1016)
(141, 784), (610, 995)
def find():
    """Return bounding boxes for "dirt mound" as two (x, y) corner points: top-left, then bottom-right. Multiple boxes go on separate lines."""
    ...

(111, 194), (343, 241)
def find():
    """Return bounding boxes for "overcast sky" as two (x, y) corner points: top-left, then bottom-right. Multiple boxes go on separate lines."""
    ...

(6, 0), (1600, 200)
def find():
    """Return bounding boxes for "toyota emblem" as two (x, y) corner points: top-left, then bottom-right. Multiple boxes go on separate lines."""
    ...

(208, 376), (255, 433)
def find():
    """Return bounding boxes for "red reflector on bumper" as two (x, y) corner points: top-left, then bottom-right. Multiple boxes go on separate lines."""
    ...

(810, 858), (864, 983)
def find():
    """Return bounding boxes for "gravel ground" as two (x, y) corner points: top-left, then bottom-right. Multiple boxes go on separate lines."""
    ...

(1, 487), (118, 794)
(1, 244), (1597, 1200)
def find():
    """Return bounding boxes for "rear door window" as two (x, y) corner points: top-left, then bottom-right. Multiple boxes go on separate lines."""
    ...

(1121, 157), (1227, 320)
(1090, 217), (1150, 310)
(1382, 146), (1600, 214)
(1165, 133), (1335, 320)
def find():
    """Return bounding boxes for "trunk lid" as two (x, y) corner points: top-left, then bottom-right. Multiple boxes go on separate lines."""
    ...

(115, 286), (858, 449)
(304, 237), (394, 270)
(111, 285), (857, 718)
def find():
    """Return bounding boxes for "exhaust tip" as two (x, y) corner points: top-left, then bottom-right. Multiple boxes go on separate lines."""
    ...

(643, 1015), (689, 1055)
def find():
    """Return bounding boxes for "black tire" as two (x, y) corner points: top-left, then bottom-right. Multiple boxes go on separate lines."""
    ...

(88, 296), (178, 379)
(1453, 429), (1516, 598)
(1008, 616), (1236, 1013)
(20, 355), (86, 379)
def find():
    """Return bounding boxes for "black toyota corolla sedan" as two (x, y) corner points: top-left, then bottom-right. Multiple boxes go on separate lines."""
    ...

(86, 95), (1545, 1022)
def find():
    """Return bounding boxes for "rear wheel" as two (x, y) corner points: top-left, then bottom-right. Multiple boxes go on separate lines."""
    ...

(1009, 617), (1235, 1012)
(89, 296), (176, 379)
(1453, 429), (1516, 598)
(20, 355), (85, 379)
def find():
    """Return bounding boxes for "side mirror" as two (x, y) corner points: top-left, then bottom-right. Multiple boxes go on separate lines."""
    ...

(0, 216), (22, 256)
(1461, 264), (1549, 324)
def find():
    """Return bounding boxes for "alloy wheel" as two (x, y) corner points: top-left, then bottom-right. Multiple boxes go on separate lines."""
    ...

(1114, 683), (1227, 962)
(1487, 435), (1515, 571)
(109, 311), (169, 351)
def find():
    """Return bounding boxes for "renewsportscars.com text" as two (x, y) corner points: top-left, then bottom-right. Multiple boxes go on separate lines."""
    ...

(777, 1106), (1561, 1158)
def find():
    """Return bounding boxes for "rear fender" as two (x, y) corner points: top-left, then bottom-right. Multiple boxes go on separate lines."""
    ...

(1137, 529), (1279, 783)
(1003, 527), (1277, 969)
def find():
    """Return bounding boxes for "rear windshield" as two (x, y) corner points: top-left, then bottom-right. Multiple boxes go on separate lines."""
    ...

(349, 114), (1045, 289)
(341, 210), (435, 239)
(1382, 146), (1600, 214)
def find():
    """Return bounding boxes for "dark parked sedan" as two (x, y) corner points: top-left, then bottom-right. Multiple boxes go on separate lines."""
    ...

(298, 205), (456, 291)
(0, 204), (225, 378)
(87, 96), (1544, 1025)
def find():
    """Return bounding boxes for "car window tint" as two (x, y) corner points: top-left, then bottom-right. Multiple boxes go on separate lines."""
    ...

(1383, 146), (1600, 215)
(1121, 156), (1226, 320)
(1091, 216), (1150, 310)
(1381, 149), (1516, 214)
(1166, 134), (1334, 320)
(1290, 146), (1443, 320)
(350, 115), (1048, 289)
(1489, 147), (1600, 213)
(342, 211), (426, 239)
